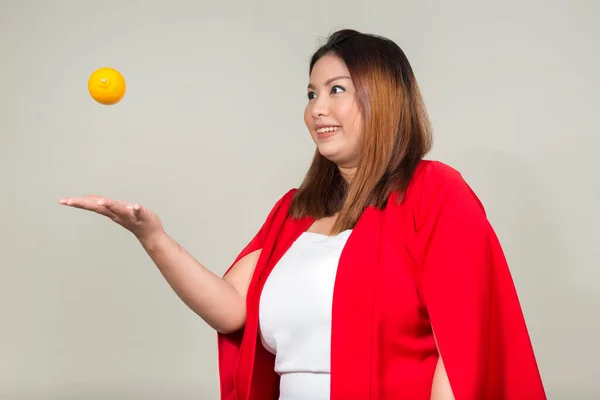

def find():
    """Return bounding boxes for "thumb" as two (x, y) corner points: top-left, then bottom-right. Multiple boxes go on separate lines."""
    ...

(132, 203), (144, 218)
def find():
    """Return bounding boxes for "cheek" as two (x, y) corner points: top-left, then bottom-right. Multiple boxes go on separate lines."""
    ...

(303, 106), (312, 127)
(304, 106), (318, 142)
(340, 105), (363, 140)
(353, 113), (365, 140)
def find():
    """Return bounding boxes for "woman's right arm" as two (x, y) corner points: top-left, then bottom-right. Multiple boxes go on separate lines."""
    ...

(141, 232), (260, 334)
(59, 195), (259, 335)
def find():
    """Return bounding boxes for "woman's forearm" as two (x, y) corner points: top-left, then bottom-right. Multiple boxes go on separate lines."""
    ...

(139, 231), (246, 334)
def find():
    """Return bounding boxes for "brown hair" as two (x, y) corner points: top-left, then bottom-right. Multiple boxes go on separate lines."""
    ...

(289, 29), (433, 234)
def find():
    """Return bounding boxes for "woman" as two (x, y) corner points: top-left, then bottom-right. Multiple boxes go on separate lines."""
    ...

(60, 29), (546, 399)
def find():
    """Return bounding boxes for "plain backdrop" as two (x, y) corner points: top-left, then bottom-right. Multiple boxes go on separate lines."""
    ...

(2, 0), (599, 398)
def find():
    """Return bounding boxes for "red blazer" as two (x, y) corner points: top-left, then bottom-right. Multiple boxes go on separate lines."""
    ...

(217, 160), (546, 400)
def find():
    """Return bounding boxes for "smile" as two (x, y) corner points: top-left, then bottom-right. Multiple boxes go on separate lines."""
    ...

(316, 126), (341, 134)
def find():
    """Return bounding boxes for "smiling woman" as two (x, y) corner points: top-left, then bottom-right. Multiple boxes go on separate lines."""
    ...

(60, 28), (547, 400)
(219, 29), (547, 400)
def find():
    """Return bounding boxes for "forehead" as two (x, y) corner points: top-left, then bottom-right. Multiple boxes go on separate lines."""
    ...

(309, 54), (351, 82)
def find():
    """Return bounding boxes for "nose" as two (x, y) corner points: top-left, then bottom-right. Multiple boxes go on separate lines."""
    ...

(311, 96), (330, 119)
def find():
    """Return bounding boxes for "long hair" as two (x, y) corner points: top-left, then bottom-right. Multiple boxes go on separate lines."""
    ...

(289, 29), (433, 234)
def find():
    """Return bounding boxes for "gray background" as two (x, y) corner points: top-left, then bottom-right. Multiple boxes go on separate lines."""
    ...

(2, 0), (599, 398)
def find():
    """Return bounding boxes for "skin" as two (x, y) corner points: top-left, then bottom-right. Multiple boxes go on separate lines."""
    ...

(304, 53), (363, 182)
(59, 53), (454, 399)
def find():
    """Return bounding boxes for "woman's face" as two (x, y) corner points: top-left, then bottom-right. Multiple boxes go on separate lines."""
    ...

(304, 54), (364, 170)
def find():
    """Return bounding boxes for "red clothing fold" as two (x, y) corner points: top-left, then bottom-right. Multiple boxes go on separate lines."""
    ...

(217, 160), (546, 400)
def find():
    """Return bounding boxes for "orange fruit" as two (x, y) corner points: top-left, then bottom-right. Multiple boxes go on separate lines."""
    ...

(88, 67), (126, 105)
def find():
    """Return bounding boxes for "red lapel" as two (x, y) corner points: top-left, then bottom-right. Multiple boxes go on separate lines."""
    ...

(330, 204), (384, 399)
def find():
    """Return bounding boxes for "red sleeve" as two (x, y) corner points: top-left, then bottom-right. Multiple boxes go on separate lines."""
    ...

(217, 189), (295, 400)
(413, 162), (546, 399)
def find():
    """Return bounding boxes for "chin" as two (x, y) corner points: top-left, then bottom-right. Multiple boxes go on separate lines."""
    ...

(317, 150), (347, 166)
(318, 148), (361, 169)
(317, 146), (340, 161)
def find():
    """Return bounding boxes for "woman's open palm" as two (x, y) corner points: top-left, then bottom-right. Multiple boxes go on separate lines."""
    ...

(59, 195), (164, 242)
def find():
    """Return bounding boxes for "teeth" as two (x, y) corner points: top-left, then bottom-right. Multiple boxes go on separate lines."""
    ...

(316, 126), (340, 134)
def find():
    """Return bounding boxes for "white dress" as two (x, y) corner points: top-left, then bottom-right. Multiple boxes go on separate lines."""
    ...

(258, 229), (352, 400)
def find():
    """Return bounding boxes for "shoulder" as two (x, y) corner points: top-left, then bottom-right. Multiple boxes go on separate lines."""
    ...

(409, 159), (470, 192)
(405, 159), (487, 223)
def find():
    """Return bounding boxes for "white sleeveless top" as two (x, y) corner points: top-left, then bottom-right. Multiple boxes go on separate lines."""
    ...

(258, 229), (352, 400)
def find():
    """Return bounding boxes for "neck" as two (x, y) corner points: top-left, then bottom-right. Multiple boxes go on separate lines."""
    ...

(338, 166), (357, 183)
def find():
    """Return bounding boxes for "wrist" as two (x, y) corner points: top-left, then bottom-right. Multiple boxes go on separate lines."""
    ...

(138, 229), (168, 252)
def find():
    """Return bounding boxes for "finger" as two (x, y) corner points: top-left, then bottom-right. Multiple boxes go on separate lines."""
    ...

(60, 196), (143, 224)
(63, 200), (116, 221)
(100, 198), (129, 216)
(59, 195), (105, 207)
(124, 202), (144, 219)
(104, 199), (145, 222)
(96, 205), (119, 220)
(132, 203), (144, 218)
(60, 197), (103, 211)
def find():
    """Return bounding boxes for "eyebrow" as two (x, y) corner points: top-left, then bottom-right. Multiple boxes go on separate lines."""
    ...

(307, 75), (351, 90)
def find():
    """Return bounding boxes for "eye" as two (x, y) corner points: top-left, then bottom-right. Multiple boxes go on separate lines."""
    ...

(307, 91), (317, 100)
(331, 85), (345, 94)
